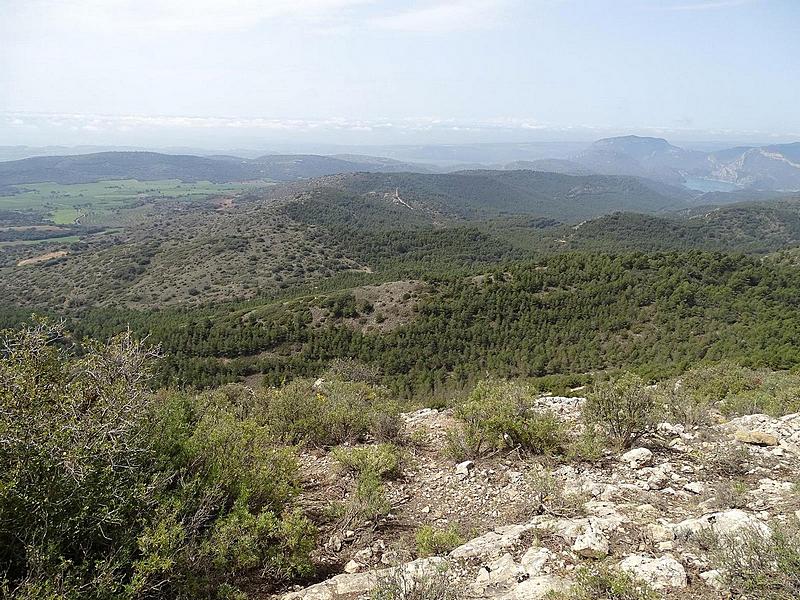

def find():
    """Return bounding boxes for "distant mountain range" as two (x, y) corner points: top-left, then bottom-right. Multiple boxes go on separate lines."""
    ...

(0, 151), (432, 192)
(571, 135), (800, 191)
(2, 136), (800, 195)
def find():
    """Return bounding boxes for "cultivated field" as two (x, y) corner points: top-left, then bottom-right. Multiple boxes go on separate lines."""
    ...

(0, 179), (255, 225)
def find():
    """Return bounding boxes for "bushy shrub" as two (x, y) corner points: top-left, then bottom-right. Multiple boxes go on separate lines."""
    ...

(545, 565), (659, 600)
(450, 379), (565, 457)
(262, 379), (402, 447)
(707, 479), (749, 510)
(676, 362), (761, 404)
(654, 383), (714, 428)
(332, 444), (406, 480)
(583, 374), (657, 449)
(707, 519), (800, 599)
(331, 470), (391, 531)
(720, 381), (800, 417)
(370, 563), (460, 600)
(323, 358), (381, 384)
(704, 444), (752, 476)
(415, 525), (464, 557)
(526, 468), (587, 517)
(0, 321), (315, 599)
(672, 363), (800, 418)
(0, 321), (162, 597)
(565, 428), (608, 463)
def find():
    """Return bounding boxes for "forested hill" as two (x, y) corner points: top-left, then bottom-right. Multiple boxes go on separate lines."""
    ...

(0, 151), (429, 191)
(19, 250), (800, 393)
(551, 197), (800, 253)
(305, 170), (694, 221)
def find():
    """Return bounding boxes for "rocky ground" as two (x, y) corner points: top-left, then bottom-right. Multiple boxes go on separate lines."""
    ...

(277, 397), (800, 599)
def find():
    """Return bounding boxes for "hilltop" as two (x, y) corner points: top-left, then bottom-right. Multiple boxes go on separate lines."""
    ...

(281, 380), (800, 600)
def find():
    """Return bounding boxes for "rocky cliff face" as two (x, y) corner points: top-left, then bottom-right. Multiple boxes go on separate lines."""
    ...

(572, 136), (800, 191)
(708, 144), (800, 190)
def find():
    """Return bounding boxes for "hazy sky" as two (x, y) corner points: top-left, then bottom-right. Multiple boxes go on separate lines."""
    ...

(1, 0), (798, 148)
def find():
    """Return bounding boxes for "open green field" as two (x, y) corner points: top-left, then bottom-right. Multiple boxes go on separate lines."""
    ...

(0, 179), (256, 225)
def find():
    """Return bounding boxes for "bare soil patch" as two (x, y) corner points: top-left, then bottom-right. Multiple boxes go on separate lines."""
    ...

(17, 250), (68, 266)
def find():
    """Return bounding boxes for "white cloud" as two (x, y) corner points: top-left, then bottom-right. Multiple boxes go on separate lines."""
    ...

(372, 0), (517, 33)
(1, 0), (521, 35)
(4, 111), (798, 146)
(658, 0), (758, 11)
(4, 0), (375, 33)
(2, 111), (556, 134)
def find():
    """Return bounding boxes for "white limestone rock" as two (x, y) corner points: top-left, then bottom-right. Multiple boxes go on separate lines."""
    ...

(619, 554), (688, 590)
(621, 448), (653, 469)
(572, 524), (609, 559)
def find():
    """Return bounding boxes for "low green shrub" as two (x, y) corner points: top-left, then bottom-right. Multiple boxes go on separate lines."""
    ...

(333, 471), (391, 530)
(707, 519), (800, 599)
(185, 402), (300, 510)
(323, 358), (381, 384)
(262, 379), (402, 447)
(704, 444), (752, 476)
(677, 362), (761, 404)
(708, 479), (749, 510)
(565, 428), (608, 463)
(583, 373), (657, 449)
(332, 444), (406, 480)
(370, 563), (459, 600)
(450, 379), (565, 457)
(654, 383), (714, 428)
(415, 525), (464, 557)
(527, 468), (587, 518)
(671, 363), (800, 418)
(545, 565), (659, 600)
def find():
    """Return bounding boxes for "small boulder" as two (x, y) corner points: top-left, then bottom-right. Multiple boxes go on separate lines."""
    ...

(520, 546), (552, 576)
(735, 429), (779, 446)
(645, 524), (674, 544)
(619, 554), (687, 590)
(327, 535), (343, 552)
(700, 569), (725, 591)
(572, 525), (609, 559)
(354, 547), (374, 562)
(672, 509), (771, 541)
(646, 468), (670, 490)
(683, 481), (705, 495)
(456, 460), (475, 478)
(621, 448), (653, 468)
(475, 553), (522, 587)
(343, 559), (362, 574)
(450, 523), (537, 560)
(497, 575), (568, 599)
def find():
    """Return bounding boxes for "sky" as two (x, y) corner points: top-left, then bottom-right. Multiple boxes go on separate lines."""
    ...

(1, 0), (799, 149)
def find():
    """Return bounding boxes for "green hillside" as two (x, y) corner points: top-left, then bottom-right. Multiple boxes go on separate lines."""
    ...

(309, 170), (693, 221)
(5, 250), (797, 394)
